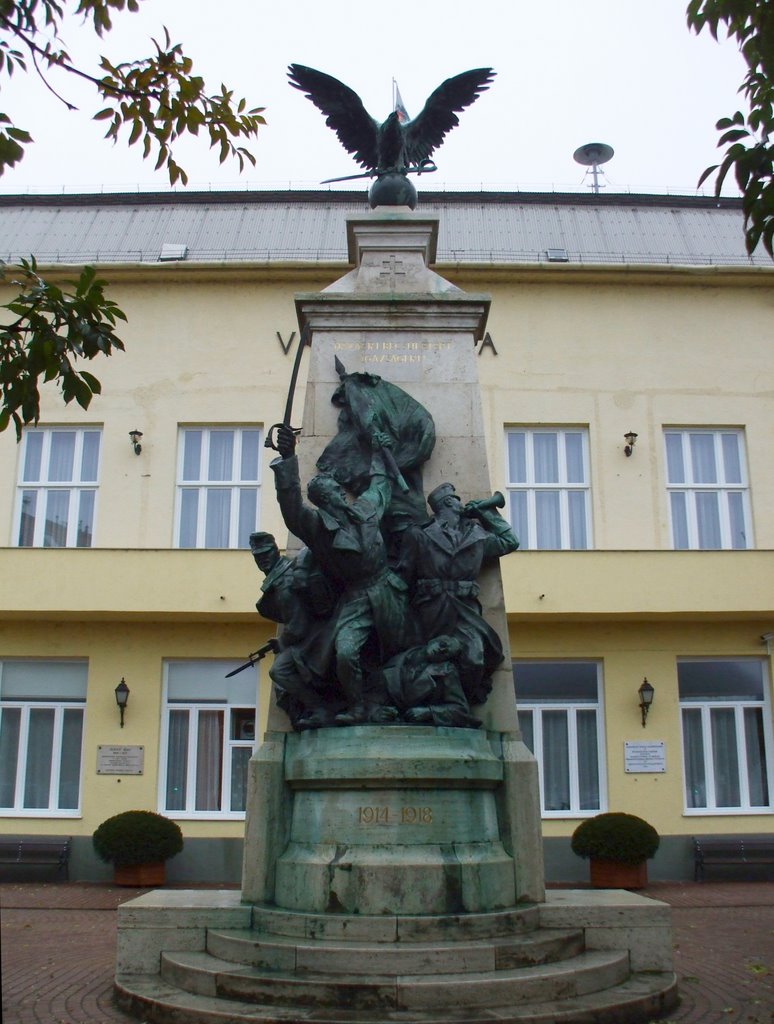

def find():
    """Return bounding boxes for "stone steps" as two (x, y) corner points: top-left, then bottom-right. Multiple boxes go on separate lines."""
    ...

(207, 926), (586, 973)
(115, 892), (678, 1023)
(160, 948), (630, 1010)
(249, 902), (542, 941)
(115, 970), (679, 1024)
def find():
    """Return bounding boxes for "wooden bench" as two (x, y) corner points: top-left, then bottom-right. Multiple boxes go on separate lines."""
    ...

(0, 836), (71, 880)
(693, 835), (774, 881)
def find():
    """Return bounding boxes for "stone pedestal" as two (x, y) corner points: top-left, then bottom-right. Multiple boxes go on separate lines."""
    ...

(243, 209), (544, 909)
(273, 726), (515, 915)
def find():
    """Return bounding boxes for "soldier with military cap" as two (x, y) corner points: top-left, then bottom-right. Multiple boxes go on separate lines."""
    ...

(398, 482), (518, 706)
(249, 530), (340, 730)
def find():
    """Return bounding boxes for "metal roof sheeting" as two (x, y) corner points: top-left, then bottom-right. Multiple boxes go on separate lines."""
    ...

(0, 190), (767, 268)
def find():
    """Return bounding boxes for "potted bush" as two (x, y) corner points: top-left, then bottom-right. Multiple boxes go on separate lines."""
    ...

(571, 812), (659, 890)
(93, 810), (183, 886)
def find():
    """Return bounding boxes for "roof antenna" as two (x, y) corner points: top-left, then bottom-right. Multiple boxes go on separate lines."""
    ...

(573, 142), (614, 194)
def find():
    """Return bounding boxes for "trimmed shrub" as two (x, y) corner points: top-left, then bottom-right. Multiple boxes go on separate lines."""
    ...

(571, 812), (660, 865)
(93, 810), (183, 867)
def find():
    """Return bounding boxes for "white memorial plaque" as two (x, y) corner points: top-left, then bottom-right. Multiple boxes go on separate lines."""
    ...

(97, 745), (145, 775)
(624, 741), (665, 773)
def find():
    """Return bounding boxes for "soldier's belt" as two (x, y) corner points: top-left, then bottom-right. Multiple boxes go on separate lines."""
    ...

(416, 579), (480, 598)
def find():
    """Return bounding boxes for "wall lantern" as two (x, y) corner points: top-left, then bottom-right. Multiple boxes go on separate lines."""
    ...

(128, 430), (143, 455)
(624, 431), (638, 457)
(115, 678), (130, 728)
(638, 678), (654, 728)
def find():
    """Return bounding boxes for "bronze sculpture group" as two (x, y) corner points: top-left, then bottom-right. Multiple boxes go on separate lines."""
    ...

(251, 368), (518, 731)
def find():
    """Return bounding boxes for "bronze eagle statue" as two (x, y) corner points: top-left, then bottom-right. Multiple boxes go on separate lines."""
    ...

(287, 64), (495, 179)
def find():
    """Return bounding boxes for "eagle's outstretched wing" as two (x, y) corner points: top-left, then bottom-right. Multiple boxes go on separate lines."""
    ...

(287, 64), (380, 170)
(404, 68), (495, 166)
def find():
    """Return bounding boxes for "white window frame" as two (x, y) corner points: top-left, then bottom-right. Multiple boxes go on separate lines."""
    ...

(505, 428), (592, 550)
(0, 660), (87, 817)
(174, 426), (262, 549)
(513, 660), (607, 818)
(664, 428), (752, 550)
(679, 658), (773, 815)
(158, 660), (257, 820)
(14, 427), (102, 548)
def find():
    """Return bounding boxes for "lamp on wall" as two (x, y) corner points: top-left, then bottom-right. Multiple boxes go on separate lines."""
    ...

(638, 678), (654, 728)
(115, 678), (130, 728)
(128, 430), (143, 455)
(624, 431), (638, 457)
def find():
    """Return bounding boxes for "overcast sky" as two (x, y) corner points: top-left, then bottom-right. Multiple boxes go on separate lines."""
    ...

(0, 0), (748, 196)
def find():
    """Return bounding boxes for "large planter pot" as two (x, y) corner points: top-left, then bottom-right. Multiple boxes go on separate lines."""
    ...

(113, 862), (166, 887)
(589, 858), (648, 890)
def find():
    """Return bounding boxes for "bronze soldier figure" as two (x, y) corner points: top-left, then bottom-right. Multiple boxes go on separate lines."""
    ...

(249, 532), (339, 730)
(397, 483), (519, 706)
(270, 425), (408, 725)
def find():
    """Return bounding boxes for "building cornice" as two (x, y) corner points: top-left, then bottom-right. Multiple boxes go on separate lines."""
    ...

(2, 259), (770, 289)
(0, 188), (746, 211)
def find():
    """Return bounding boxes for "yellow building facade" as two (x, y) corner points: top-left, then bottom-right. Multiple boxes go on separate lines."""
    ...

(1, 191), (772, 881)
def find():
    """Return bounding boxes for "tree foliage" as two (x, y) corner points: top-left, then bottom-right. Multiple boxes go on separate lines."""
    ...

(687, 0), (774, 256)
(0, 0), (266, 436)
(0, 260), (126, 439)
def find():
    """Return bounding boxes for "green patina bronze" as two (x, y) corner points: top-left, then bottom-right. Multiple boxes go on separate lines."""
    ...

(287, 64), (495, 208)
(260, 367), (518, 730)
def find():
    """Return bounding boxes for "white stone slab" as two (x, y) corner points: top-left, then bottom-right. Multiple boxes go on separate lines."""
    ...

(118, 889), (251, 929)
(540, 889), (671, 928)
(116, 925), (204, 976)
(584, 924), (674, 972)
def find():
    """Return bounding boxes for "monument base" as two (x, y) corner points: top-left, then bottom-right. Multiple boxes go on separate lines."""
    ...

(258, 726), (516, 914)
(242, 725), (544, 911)
(115, 888), (678, 1023)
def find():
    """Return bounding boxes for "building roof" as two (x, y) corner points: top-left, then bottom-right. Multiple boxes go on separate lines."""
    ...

(0, 189), (767, 268)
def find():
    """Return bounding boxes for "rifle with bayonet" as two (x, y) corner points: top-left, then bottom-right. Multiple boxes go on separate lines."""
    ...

(225, 638), (280, 678)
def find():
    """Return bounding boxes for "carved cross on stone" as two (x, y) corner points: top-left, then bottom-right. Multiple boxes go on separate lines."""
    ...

(379, 255), (406, 290)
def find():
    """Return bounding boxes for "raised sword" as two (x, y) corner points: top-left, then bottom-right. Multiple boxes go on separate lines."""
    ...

(265, 323), (311, 452)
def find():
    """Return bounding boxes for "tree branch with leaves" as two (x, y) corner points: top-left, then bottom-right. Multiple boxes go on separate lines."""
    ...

(0, 0), (266, 436)
(0, 260), (126, 439)
(688, 0), (774, 256)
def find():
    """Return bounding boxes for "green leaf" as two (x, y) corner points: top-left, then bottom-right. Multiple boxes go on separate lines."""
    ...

(128, 118), (142, 146)
(697, 163), (719, 187)
(719, 128), (750, 144)
(78, 371), (101, 393)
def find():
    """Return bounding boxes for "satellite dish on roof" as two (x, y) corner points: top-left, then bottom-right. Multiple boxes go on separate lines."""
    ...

(573, 142), (614, 194)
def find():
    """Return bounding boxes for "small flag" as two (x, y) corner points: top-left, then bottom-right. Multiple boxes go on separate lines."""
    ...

(393, 80), (410, 123)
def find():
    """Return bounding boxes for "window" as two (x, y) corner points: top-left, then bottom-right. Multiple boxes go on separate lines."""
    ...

(505, 429), (591, 549)
(679, 659), (772, 813)
(176, 427), (261, 548)
(160, 661), (257, 818)
(0, 660), (87, 815)
(15, 428), (101, 547)
(665, 429), (751, 549)
(513, 661), (605, 816)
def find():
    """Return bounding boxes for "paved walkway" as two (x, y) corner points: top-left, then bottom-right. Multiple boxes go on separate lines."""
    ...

(1, 880), (773, 1023)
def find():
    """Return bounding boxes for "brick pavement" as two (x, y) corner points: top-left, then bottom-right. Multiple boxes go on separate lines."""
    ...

(1, 880), (773, 1023)
(644, 882), (774, 1024)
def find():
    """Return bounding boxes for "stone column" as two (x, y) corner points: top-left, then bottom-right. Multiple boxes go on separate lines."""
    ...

(242, 209), (544, 907)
